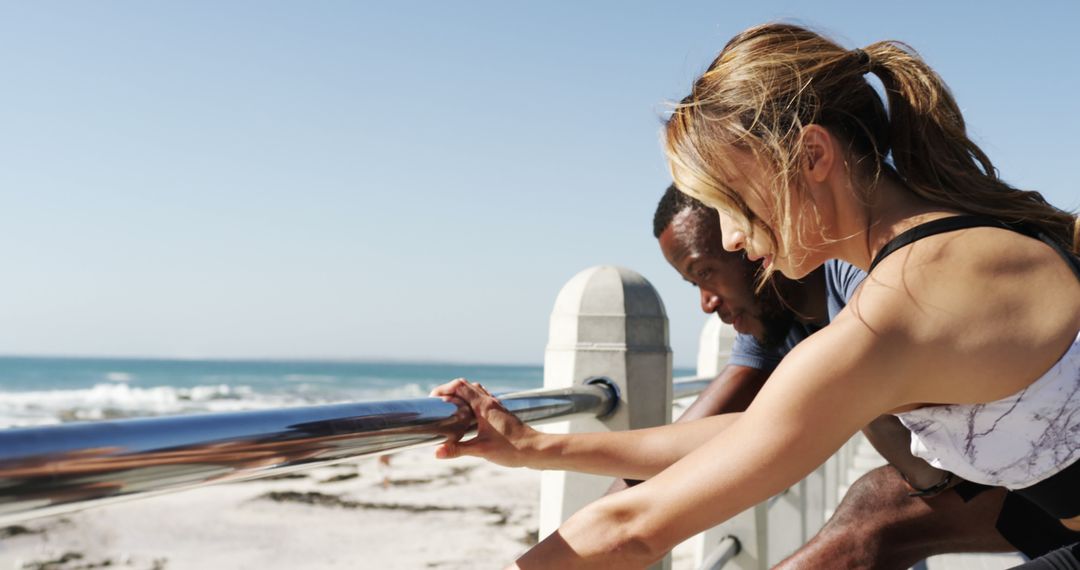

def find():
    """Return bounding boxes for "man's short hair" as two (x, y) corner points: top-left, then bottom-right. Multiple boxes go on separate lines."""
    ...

(653, 184), (713, 238)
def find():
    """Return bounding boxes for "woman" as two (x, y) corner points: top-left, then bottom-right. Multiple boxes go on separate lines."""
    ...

(432, 24), (1080, 568)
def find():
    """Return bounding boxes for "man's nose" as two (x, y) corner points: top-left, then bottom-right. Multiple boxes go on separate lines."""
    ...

(700, 288), (721, 314)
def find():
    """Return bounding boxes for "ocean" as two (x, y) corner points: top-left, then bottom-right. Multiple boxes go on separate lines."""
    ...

(0, 357), (545, 428)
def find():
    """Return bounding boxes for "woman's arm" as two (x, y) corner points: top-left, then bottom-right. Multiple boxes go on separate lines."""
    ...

(431, 379), (740, 480)
(605, 364), (771, 492)
(512, 316), (914, 568)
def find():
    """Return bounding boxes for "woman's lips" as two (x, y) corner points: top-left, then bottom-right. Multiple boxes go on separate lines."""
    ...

(748, 251), (773, 270)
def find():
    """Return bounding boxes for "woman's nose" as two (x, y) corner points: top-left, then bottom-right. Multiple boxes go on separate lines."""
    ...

(715, 211), (746, 252)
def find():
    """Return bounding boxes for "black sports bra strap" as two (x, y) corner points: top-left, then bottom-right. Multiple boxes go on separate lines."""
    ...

(869, 216), (1010, 273)
(868, 215), (1080, 282)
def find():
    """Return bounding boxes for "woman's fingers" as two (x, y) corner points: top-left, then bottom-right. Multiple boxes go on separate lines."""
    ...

(435, 435), (488, 460)
(429, 377), (526, 465)
(429, 377), (470, 398)
(431, 377), (499, 409)
(429, 379), (495, 407)
(434, 441), (458, 459)
(448, 380), (488, 403)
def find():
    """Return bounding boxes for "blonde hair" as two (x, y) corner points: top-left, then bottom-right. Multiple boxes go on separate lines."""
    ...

(665, 23), (1078, 281)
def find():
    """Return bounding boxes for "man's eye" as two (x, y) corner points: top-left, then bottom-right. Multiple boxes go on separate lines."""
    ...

(695, 269), (711, 280)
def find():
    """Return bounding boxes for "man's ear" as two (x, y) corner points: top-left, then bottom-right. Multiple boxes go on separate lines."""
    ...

(800, 125), (834, 183)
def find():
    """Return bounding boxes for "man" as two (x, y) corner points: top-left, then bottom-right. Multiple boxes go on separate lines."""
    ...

(649, 184), (1079, 567)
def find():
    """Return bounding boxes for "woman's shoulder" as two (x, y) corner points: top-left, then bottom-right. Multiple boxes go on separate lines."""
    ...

(864, 223), (1076, 305)
(860, 224), (1076, 326)
(847, 224), (1080, 402)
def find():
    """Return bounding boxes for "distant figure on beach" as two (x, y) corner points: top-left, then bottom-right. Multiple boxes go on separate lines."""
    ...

(378, 454), (392, 489)
(431, 23), (1080, 568)
(647, 184), (1079, 566)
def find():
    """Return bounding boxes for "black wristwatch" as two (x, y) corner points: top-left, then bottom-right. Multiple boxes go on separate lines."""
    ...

(905, 472), (953, 497)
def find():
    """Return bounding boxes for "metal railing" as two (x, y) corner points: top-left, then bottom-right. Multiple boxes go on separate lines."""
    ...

(0, 377), (708, 526)
(672, 375), (713, 401)
(699, 537), (741, 570)
(0, 379), (634, 525)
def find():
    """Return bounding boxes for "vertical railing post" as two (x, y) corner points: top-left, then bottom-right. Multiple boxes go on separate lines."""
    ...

(695, 313), (736, 378)
(824, 450), (841, 518)
(687, 316), (753, 569)
(538, 266), (672, 568)
(768, 482), (803, 563)
(802, 463), (828, 540)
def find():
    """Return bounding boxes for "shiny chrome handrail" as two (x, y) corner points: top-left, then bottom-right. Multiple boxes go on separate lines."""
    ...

(0, 378), (707, 525)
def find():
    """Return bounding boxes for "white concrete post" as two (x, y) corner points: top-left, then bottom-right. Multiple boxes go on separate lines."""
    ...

(695, 314), (736, 378)
(769, 484), (804, 563)
(823, 452), (841, 518)
(538, 266), (672, 566)
(802, 463), (828, 538)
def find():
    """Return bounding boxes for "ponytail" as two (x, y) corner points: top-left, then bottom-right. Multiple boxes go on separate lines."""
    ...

(863, 41), (1076, 251)
(1073, 216), (1080, 254)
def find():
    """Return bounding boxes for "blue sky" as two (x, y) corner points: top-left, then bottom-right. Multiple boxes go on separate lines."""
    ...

(1, 1), (1076, 366)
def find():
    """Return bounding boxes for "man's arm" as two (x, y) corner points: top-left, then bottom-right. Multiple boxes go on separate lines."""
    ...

(677, 364), (770, 422)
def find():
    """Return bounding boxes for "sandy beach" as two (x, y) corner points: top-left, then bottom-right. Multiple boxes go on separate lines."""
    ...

(0, 450), (544, 570)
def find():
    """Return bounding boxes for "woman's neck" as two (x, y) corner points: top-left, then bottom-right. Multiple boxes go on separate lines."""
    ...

(828, 177), (960, 271)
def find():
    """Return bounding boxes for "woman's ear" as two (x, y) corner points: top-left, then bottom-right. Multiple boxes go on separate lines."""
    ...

(800, 125), (835, 183)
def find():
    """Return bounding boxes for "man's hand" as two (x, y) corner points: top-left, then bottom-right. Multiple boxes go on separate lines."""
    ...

(862, 415), (950, 491)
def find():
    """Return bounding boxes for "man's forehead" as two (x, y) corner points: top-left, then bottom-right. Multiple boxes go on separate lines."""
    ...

(670, 208), (725, 256)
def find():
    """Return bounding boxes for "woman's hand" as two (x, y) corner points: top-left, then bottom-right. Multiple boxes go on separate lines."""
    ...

(429, 378), (543, 468)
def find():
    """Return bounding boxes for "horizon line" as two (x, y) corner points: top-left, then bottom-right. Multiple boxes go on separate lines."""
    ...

(0, 352), (699, 370)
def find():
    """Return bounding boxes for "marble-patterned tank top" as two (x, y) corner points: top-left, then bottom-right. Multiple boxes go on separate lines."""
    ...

(895, 331), (1080, 489)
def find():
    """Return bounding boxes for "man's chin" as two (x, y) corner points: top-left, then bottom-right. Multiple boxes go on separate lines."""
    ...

(757, 316), (795, 350)
(732, 315), (762, 339)
(728, 314), (788, 349)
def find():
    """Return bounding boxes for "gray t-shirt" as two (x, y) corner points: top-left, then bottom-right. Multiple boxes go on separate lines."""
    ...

(729, 260), (866, 371)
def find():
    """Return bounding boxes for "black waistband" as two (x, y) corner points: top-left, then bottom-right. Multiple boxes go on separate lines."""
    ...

(868, 215), (1080, 281)
(1014, 457), (1080, 519)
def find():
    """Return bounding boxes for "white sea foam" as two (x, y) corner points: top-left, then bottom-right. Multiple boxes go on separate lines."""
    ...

(369, 382), (427, 399)
(283, 374), (337, 383)
(105, 371), (134, 382)
(0, 383), (304, 428)
(0, 381), (440, 429)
